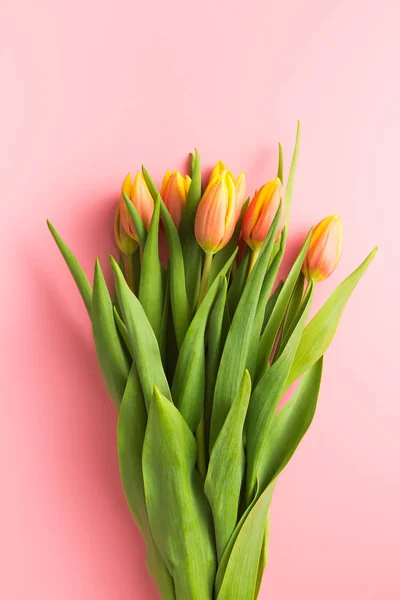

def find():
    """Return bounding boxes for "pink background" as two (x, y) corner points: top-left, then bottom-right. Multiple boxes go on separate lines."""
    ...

(1, 1), (399, 598)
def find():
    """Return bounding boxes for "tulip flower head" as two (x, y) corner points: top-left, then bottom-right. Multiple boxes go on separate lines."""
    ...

(161, 170), (191, 228)
(242, 177), (284, 252)
(195, 171), (237, 254)
(119, 172), (154, 242)
(114, 204), (138, 256)
(209, 161), (246, 219)
(303, 215), (342, 282)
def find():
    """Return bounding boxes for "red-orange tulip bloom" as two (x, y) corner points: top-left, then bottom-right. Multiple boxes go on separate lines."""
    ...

(242, 177), (284, 251)
(303, 215), (342, 282)
(195, 171), (237, 254)
(161, 170), (191, 228)
(120, 172), (154, 242)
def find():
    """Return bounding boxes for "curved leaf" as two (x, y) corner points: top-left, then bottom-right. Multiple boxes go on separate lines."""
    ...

(142, 387), (216, 600)
(123, 192), (147, 248)
(110, 256), (170, 409)
(287, 247), (377, 387)
(256, 229), (312, 381)
(142, 166), (191, 350)
(210, 205), (282, 449)
(139, 195), (163, 342)
(260, 357), (323, 489)
(91, 260), (130, 409)
(172, 250), (237, 431)
(118, 365), (175, 600)
(246, 283), (314, 500)
(47, 220), (92, 315)
(205, 370), (251, 561)
(179, 149), (203, 312)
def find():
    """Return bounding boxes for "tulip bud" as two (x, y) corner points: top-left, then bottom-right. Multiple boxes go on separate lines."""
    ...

(114, 204), (138, 256)
(209, 161), (246, 219)
(242, 177), (284, 251)
(161, 170), (191, 228)
(195, 171), (237, 254)
(303, 215), (342, 282)
(119, 172), (154, 242)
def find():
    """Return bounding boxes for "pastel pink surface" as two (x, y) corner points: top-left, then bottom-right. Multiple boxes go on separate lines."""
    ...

(1, 1), (399, 598)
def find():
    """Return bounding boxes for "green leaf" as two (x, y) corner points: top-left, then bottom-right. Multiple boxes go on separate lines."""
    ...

(254, 517), (270, 599)
(205, 278), (228, 458)
(139, 195), (163, 343)
(246, 246), (285, 378)
(208, 202), (248, 289)
(110, 256), (171, 409)
(205, 370), (251, 562)
(189, 152), (196, 178)
(274, 271), (305, 360)
(210, 205), (282, 449)
(160, 266), (170, 369)
(178, 149), (203, 313)
(142, 166), (191, 350)
(256, 229), (312, 381)
(287, 247), (377, 387)
(262, 281), (283, 333)
(47, 221), (92, 315)
(118, 365), (175, 600)
(123, 192), (147, 248)
(142, 387), (216, 600)
(277, 142), (284, 183)
(285, 120), (301, 227)
(216, 482), (276, 600)
(246, 283), (314, 500)
(226, 249), (250, 319)
(260, 357), (323, 490)
(91, 260), (130, 409)
(172, 250), (237, 431)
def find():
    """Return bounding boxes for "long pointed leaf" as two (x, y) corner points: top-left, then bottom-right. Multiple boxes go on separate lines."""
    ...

(47, 221), (92, 314)
(205, 370), (251, 561)
(110, 256), (170, 409)
(139, 195), (163, 342)
(287, 248), (377, 387)
(256, 229), (312, 381)
(172, 250), (237, 431)
(142, 387), (216, 600)
(210, 205), (282, 449)
(118, 365), (175, 599)
(91, 260), (130, 409)
(142, 166), (191, 349)
(179, 149), (203, 312)
(246, 283), (314, 499)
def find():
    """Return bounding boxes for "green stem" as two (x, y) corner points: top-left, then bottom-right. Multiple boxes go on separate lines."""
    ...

(196, 415), (206, 480)
(125, 254), (135, 292)
(196, 252), (213, 309)
(247, 249), (260, 278)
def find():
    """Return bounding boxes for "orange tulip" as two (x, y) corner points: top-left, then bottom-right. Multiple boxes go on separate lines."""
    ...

(161, 170), (191, 228)
(303, 215), (342, 282)
(209, 161), (246, 219)
(242, 177), (284, 251)
(120, 172), (154, 242)
(114, 204), (138, 256)
(195, 171), (237, 254)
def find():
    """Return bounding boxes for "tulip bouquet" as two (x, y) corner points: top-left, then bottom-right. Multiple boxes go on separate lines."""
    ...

(48, 124), (376, 600)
